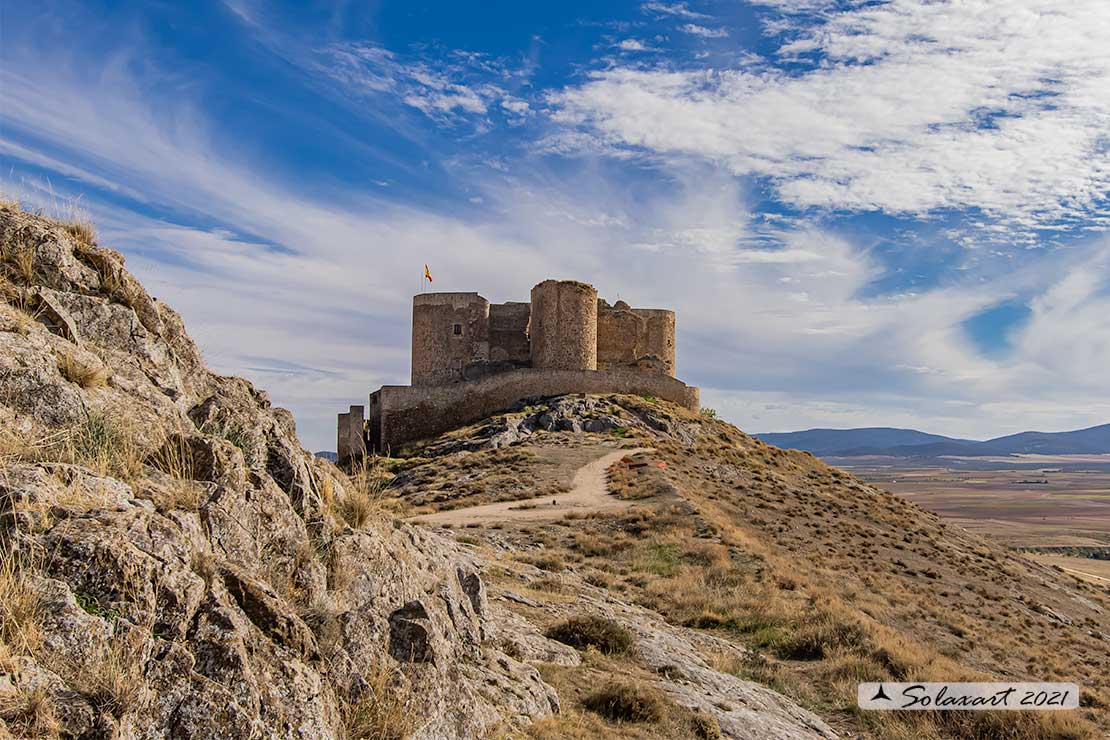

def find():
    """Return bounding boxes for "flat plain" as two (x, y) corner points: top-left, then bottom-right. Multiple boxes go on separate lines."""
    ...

(838, 455), (1110, 583)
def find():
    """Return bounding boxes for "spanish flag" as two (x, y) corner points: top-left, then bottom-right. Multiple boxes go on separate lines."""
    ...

(424, 264), (433, 283)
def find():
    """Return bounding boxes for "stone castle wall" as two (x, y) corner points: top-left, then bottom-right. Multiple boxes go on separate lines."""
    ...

(369, 367), (700, 452)
(529, 280), (597, 371)
(597, 302), (676, 376)
(488, 301), (531, 365)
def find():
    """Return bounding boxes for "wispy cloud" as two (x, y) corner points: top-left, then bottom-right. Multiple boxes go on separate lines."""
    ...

(320, 43), (532, 125)
(641, 2), (710, 20)
(678, 24), (729, 38)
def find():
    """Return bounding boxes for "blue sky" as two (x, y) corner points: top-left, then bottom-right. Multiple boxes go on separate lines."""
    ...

(4, 0), (1110, 451)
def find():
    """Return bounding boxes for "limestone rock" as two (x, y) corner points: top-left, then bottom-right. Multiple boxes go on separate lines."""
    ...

(494, 578), (838, 740)
(0, 206), (557, 738)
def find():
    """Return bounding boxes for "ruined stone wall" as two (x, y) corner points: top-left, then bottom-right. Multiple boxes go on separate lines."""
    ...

(411, 293), (490, 386)
(529, 280), (597, 371)
(370, 368), (699, 451)
(488, 301), (531, 366)
(336, 404), (366, 463)
(597, 302), (676, 376)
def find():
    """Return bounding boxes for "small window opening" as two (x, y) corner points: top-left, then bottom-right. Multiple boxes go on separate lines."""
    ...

(452, 323), (463, 336)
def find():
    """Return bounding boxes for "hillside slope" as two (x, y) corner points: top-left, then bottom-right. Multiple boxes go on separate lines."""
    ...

(386, 397), (1109, 738)
(0, 205), (830, 739)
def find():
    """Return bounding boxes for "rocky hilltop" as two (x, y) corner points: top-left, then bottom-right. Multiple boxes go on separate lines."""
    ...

(0, 206), (837, 738)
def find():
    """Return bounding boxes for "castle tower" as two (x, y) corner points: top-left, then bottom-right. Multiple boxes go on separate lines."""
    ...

(529, 280), (598, 371)
(411, 293), (490, 386)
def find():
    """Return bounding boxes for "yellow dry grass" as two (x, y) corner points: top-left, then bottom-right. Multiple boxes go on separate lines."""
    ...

(339, 662), (416, 740)
(56, 637), (145, 721)
(145, 433), (202, 511)
(54, 349), (111, 389)
(329, 458), (391, 529)
(0, 238), (36, 286)
(61, 218), (96, 248)
(0, 684), (61, 738)
(0, 549), (44, 658)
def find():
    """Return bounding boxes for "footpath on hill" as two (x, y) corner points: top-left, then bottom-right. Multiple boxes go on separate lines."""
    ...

(409, 447), (653, 526)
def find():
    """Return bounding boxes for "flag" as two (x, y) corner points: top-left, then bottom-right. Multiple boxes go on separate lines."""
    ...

(424, 264), (433, 283)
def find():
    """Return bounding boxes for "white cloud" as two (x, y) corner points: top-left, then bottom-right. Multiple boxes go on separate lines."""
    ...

(552, 0), (1110, 230)
(321, 43), (527, 123)
(617, 39), (652, 52)
(500, 98), (531, 115)
(641, 2), (710, 20)
(678, 24), (729, 38)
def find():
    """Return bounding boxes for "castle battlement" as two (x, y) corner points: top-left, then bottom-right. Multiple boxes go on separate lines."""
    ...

(338, 279), (697, 458)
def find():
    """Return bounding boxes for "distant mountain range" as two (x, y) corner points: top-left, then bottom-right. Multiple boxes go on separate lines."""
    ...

(755, 424), (1110, 458)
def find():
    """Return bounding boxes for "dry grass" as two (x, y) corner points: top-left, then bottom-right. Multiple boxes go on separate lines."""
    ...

(582, 681), (663, 723)
(61, 218), (96, 248)
(526, 712), (615, 739)
(0, 239), (36, 286)
(145, 433), (202, 511)
(531, 657), (723, 740)
(0, 272), (26, 306)
(0, 549), (44, 658)
(0, 272), (41, 337)
(0, 684), (61, 738)
(7, 412), (150, 485)
(387, 444), (577, 512)
(53, 413), (144, 481)
(330, 459), (389, 529)
(0, 419), (35, 465)
(460, 398), (1108, 737)
(54, 349), (111, 389)
(340, 663), (416, 740)
(67, 638), (144, 719)
(545, 616), (633, 655)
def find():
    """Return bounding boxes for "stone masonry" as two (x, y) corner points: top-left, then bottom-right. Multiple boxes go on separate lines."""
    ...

(337, 279), (697, 459)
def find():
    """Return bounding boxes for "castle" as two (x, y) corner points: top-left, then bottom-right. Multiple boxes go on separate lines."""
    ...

(337, 279), (699, 459)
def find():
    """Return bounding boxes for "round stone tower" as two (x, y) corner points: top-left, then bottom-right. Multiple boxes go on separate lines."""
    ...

(529, 280), (598, 371)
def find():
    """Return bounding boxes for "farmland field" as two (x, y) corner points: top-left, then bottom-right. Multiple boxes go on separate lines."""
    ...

(837, 456), (1110, 583)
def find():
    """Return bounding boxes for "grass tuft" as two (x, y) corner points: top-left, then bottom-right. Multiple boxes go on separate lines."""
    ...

(61, 219), (96, 247)
(145, 433), (202, 511)
(340, 663), (415, 740)
(544, 616), (633, 655)
(581, 682), (663, 723)
(54, 349), (111, 389)
(0, 550), (44, 657)
(70, 639), (144, 719)
(0, 684), (61, 738)
(332, 458), (388, 529)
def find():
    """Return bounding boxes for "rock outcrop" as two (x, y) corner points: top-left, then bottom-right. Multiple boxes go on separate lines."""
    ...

(0, 206), (558, 738)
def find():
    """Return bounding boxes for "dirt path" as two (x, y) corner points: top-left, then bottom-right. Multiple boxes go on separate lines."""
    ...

(410, 447), (653, 527)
